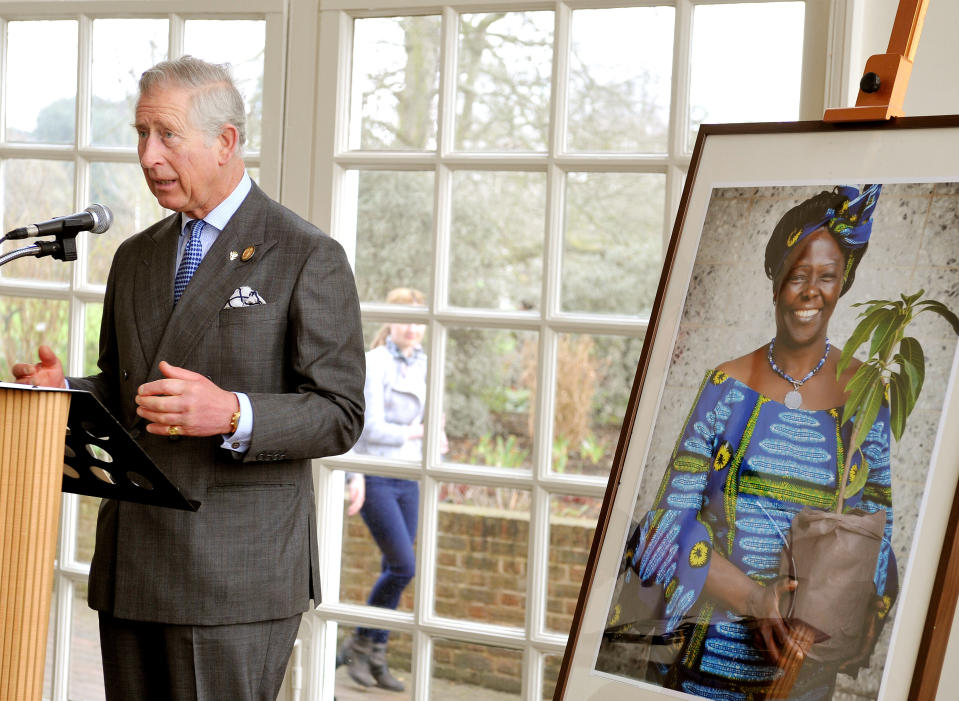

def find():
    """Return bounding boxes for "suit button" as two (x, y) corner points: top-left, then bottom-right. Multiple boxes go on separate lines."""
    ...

(130, 428), (141, 439)
(256, 452), (266, 461)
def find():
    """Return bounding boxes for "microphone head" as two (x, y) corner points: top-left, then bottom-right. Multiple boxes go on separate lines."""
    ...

(85, 204), (114, 234)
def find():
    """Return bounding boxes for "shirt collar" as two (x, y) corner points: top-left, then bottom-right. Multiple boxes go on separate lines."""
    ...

(386, 337), (424, 365)
(179, 171), (253, 233)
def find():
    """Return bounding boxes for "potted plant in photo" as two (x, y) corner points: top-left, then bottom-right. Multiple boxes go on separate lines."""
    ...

(771, 289), (959, 697)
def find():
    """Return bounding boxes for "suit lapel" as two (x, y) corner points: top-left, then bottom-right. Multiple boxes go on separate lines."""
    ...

(133, 214), (180, 370)
(145, 186), (276, 378)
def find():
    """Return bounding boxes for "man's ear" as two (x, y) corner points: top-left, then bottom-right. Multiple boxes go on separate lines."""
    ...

(216, 124), (240, 164)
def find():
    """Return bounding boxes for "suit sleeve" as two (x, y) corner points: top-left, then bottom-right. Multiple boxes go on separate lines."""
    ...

(243, 236), (366, 461)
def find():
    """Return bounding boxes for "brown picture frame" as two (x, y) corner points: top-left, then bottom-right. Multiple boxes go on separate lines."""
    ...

(554, 116), (959, 701)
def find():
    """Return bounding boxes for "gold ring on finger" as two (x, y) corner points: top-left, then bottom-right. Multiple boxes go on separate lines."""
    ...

(168, 425), (181, 437)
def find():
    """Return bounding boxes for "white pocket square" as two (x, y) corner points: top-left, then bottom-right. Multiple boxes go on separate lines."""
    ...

(224, 286), (267, 308)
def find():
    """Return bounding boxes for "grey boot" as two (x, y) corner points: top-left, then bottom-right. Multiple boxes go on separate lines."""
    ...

(347, 634), (376, 687)
(335, 633), (352, 667)
(370, 641), (405, 692)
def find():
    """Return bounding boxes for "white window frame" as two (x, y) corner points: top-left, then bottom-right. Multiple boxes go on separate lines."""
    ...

(292, 1), (834, 699)
(0, 4), (285, 700)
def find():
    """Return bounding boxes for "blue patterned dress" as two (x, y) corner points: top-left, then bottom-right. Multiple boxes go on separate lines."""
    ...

(612, 369), (897, 700)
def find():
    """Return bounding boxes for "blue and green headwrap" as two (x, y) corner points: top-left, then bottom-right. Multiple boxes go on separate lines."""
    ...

(764, 184), (881, 297)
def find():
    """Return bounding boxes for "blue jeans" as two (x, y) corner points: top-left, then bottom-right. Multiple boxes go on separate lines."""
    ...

(357, 476), (419, 644)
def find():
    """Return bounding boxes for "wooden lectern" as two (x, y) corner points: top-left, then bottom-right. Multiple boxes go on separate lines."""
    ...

(0, 383), (198, 700)
(0, 386), (71, 701)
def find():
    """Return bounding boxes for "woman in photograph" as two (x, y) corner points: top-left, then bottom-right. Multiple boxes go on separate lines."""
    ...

(341, 287), (431, 692)
(606, 185), (898, 699)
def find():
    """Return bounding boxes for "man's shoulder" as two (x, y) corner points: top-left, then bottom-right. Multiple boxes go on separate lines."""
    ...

(241, 184), (335, 246)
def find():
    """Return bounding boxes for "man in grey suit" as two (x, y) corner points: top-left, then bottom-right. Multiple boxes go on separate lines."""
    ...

(12, 56), (365, 700)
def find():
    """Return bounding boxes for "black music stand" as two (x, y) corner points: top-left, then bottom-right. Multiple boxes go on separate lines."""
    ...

(57, 386), (199, 510)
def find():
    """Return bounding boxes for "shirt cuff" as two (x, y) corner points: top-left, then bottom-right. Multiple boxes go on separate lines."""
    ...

(220, 392), (253, 454)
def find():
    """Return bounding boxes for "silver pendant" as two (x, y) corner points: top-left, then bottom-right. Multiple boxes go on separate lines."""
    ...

(784, 389), (803, 410)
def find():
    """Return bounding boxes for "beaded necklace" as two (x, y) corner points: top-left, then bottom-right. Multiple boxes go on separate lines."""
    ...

(767, 337), (830, 410)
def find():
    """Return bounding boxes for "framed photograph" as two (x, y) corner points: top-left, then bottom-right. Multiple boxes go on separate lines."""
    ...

(555, 116), (959, 701)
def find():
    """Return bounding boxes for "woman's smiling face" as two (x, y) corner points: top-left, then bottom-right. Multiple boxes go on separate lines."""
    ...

(774, 227), (845, 348)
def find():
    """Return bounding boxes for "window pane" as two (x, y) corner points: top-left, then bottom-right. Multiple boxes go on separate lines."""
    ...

(444, 328), (536, 470)
(455, 12), (553, 152)
(1, 159), (76, 284)
(184, 20), (266, 153)
(546, 494), (600, 635)
(87, 162), (165, 286)
(549, 333), (643, 477)
(335, 628), (413, 694)
(351, 16), (441, 150)
(5, 21), (77, 144)
(90, 19), (168, 147)
(353, 170), (434, 302)
(689, 2), (804, 149)
(543, 653), (563, 700)
(562, 172), (664, 316)
(340, 471), (420, 610)
(84, 302), (103, 375)
(432, 637), (522, 698)
(435, 491), (529, 628)
(70, 582), (105, 700)
(75, 495), (100, 565)
(567, 7), (674, 153)
(0, 296), (70, 374)
(449, 171), (544, 310)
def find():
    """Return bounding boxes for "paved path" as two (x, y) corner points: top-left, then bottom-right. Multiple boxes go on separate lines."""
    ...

(334, 664), (521, 700)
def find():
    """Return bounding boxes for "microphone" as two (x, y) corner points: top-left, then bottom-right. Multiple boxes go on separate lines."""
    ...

(5, 204), (113, 240)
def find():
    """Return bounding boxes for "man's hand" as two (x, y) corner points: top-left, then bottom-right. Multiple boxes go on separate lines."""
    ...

(136, 361), (239, 437)
(11, 345), (66, 388)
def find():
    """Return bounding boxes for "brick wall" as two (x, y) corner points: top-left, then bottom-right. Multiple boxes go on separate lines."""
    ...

(339, 503), (595, 697)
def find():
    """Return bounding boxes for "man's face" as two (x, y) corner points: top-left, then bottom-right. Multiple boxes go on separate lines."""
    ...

(135, 85), (230, 220)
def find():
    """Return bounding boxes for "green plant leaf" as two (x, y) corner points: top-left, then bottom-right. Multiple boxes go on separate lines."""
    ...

(888, 372), (911, 442)
(844, 447), (871, 499)
(869, 307), (907, 360)
(916, 299), (959, 336)
(900, 289), (925, 306)
(841, 362), (882, 426)
(851, 299), (896, 311)
(837, 307), (892, 378)
(898, 336), (926, 402)
(847, 380), (885, 459)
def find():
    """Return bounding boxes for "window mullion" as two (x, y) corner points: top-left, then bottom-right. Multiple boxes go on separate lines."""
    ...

(0, 17), (7, 140)
(169, 13), (184, 57)
(257, 12), (286, 195)
(670, 0), (692, 158)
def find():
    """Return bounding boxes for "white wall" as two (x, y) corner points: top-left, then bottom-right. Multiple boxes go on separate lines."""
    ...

(851, 3), (959, 700)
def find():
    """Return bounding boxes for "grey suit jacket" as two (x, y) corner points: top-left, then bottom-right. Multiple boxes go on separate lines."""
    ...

(70, 183), (365, 625)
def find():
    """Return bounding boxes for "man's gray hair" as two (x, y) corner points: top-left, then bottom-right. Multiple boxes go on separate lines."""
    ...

(138, 55), (246, 150)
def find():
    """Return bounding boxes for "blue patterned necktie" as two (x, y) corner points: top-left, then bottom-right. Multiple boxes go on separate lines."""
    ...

(173, 219), (205, 304)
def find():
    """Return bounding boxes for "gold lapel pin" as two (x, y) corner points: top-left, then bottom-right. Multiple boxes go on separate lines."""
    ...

(229, 251), (239, 261)
(241, 246), (255, 262)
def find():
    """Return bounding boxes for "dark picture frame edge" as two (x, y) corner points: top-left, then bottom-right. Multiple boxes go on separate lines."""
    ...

(553, 115), (959, 701)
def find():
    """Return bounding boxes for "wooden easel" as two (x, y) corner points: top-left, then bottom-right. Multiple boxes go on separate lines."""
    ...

(823, 0), (928, 122)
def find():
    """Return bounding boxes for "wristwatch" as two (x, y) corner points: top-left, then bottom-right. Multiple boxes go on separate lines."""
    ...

(229, 409), (241, 435)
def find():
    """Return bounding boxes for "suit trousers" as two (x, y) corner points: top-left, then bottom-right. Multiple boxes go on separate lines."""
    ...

(98, 612), (302, 701)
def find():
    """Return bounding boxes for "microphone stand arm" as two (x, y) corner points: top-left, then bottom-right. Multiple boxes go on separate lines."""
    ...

(0, 234), (78, 268)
